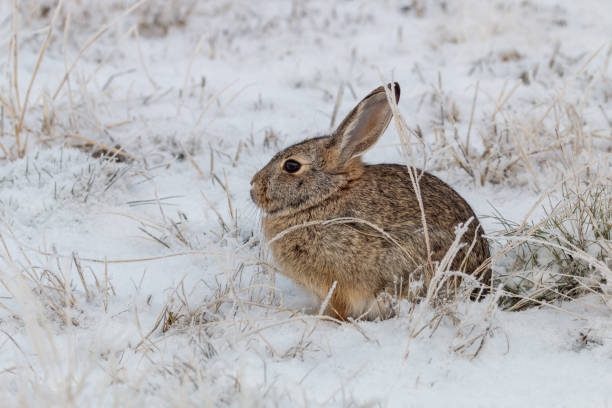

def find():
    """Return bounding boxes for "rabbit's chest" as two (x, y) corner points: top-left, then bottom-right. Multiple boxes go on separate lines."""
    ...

(262, 216), (323, 260)
(262, 215), (379, 275)
(262, 215), (347, 277)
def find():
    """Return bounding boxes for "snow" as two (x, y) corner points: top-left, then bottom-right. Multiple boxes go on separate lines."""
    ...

(0, 0), (611, 406)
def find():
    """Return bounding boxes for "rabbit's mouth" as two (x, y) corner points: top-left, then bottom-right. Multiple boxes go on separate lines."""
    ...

(250, 186), (287, 215)
(250, 187), (262, 206)
(250, 185), (273, 212)
(250, 188), (264, 208)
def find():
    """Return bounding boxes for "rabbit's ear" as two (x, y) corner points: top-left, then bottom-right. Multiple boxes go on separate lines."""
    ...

(330, 82), (400, 166)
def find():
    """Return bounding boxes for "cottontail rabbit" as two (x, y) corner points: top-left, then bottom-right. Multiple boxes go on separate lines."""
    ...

(250, 83), (491, 320)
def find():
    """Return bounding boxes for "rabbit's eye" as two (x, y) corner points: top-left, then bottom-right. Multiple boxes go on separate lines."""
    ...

(283, 159), (301, 173)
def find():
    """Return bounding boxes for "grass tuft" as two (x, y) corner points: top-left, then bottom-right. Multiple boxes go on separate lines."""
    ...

(497, 180), (611, 311)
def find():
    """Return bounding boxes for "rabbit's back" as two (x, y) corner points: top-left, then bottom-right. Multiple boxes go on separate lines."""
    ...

(361, 164), (490, 277)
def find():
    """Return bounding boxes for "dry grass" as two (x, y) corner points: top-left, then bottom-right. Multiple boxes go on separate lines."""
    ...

(1, 0), (611, 406)
(1, 0), (147, 160)
(415, 45), (612, 190)
(497, 179), (610, 311)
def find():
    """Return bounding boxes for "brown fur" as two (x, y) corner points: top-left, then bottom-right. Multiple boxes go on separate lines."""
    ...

(250, 83), (491, 320)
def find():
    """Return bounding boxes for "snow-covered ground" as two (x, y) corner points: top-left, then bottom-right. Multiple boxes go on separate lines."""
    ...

(0, 0), (611, 406)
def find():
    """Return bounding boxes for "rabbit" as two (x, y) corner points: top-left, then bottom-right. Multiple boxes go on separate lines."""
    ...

(250, 83), (491, 321)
